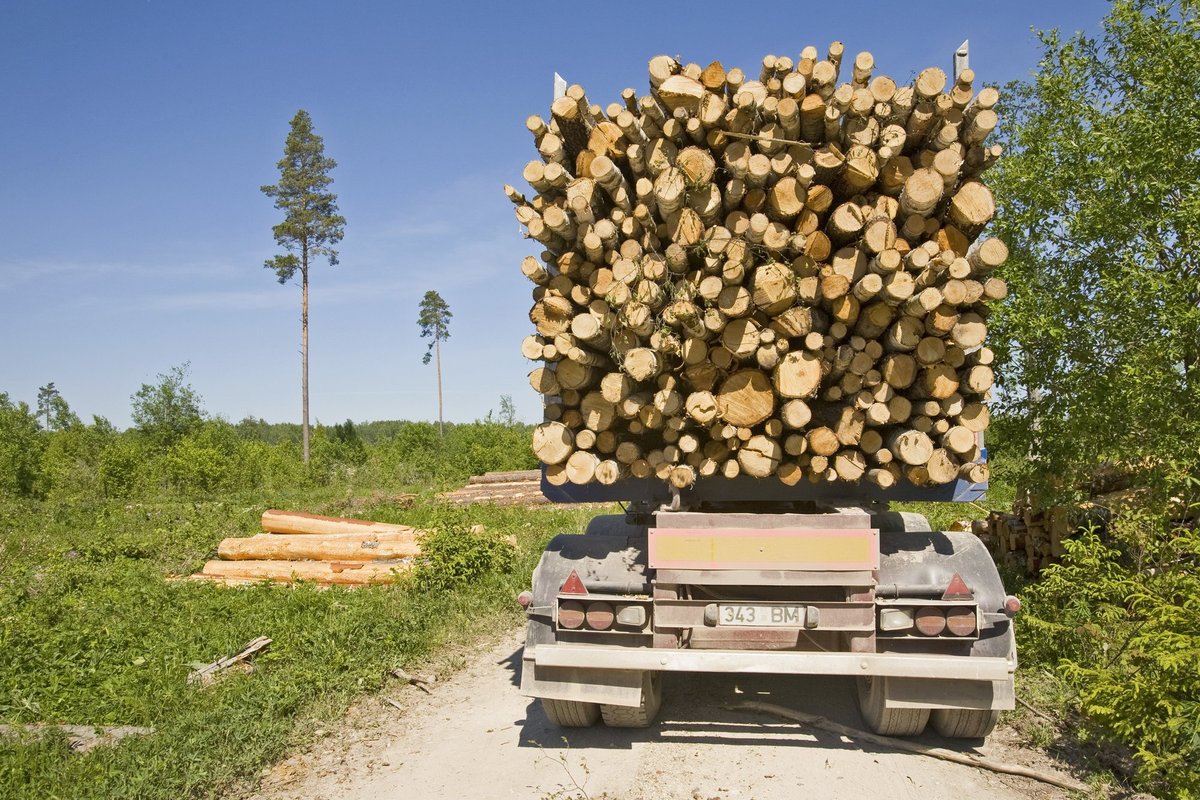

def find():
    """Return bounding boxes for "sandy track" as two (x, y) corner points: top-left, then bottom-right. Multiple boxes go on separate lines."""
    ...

(256, 628), (1077, 800)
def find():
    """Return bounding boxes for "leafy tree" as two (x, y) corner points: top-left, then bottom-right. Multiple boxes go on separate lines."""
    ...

(36, 382), (78, 431)
(261, 109), (346, 464)
(989, 0), (1200, 500)
(130, 363), (205, 447)
(0, 392), (45, 496)
(417, 290), (452, 436)
(498, 394), (517, 426)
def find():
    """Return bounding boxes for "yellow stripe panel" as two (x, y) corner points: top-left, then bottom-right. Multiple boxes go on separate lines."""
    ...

(650, 528), (878, 571)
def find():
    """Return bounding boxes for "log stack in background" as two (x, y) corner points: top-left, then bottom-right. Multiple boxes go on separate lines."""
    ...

(508, 45), (1007, 489)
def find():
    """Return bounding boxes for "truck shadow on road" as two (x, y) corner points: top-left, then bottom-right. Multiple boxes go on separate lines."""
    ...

(503, 647), (989, 757)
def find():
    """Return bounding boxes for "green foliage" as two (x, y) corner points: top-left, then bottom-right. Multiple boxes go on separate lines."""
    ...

(160, 422), (240, 495)
(37, 420), (114, 501)
(260, 109), (345, 282)
(130, 364), (205, 448)
(414, 525), (516, 592)
(989, 0), (1200, 500)
(1019, 493), (1200, 798)
(0, 394), (45, 497)
(417, 289), (451, 366)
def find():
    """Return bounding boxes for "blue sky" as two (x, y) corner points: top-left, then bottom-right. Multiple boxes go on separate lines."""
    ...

(0, 0), (1109, 428)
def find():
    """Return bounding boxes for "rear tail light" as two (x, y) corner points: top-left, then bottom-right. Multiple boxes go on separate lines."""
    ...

(556, 598), (650, 631)
(558, 600), (586, 629)
(516, 591), (532, 609)
(585, 602), (615, 630)
(914, 606), (947, 636)
(1004, 595), (1022, 616)
(944, 606), (977, 636)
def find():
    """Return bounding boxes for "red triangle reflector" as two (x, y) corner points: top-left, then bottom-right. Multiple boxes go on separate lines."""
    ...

(560, 570), (588, 595)
(942, 573), (973, 601)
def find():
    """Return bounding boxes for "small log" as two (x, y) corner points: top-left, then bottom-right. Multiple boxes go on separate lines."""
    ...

(773, 351), (823, 399)
(532, 422), (574, 465)
(947, 181), (995, 230)
(737, 435), (783, 478)
(888, 429), (934, 466)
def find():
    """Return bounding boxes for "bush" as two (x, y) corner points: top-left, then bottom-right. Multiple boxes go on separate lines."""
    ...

(1019, 494), (1200, 798)
(413, 525), (516, 592)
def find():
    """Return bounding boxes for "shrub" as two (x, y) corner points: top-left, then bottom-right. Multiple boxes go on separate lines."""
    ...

(413, 525), (516, 592)
(1019, 493), (1200, 798)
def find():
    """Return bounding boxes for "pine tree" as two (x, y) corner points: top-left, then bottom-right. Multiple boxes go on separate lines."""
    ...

(261, 110), (346, 463)
(417, 291), (452, 436)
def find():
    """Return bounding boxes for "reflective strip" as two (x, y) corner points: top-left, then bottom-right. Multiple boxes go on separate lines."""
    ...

(531, 643), (1014, 681)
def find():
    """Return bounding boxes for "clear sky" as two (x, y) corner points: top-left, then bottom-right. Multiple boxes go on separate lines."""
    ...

(0, 0), (1109, 429)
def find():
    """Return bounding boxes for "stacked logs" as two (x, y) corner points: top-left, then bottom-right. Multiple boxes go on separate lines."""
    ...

(191, 511), (419, 586)
(508, 46), (1006, 489)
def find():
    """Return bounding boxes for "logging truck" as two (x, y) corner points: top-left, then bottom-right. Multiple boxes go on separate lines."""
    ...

(518, 474), (1018, 737)
(512, 42), (1016, 738)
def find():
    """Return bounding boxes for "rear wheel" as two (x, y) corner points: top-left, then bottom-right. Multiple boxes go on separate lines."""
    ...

(541, 697), (600, 727)
(931, 707), (1000, 739)
(856, 676), (929, 736)
(601, 672), (662, 728)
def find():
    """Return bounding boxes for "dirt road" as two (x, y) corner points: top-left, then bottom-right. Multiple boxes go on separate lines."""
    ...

(257, 628), (1077, 800)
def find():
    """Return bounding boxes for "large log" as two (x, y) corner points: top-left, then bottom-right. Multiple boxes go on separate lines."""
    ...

(218, 532), (420, 562)
(200, 560), (407, 585)
(261, 510), (416, 537)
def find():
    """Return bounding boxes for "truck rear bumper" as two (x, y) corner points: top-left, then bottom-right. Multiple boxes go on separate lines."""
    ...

(528, 643), (1014, 681)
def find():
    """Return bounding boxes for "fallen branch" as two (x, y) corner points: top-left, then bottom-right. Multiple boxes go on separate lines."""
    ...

(732, 701), (1095, 794)
(391, 667), (435, 694)
(188, 636), (272, 687)
(1016, 695), (1059, 725)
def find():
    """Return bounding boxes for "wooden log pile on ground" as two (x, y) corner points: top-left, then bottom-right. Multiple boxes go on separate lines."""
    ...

(439, 470), (551, 506)
(509, 45), (1005, 489)
(188, 511), (419, 587)
(975, 496), (1081, 576)
(975, 484), (1196, 575)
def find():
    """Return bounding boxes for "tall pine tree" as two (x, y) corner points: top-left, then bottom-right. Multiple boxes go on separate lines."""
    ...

(261, 110), (345, 463)
(417, 290), (452, 436)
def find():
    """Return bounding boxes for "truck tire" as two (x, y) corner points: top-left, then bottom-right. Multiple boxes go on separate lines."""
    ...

(600, 672), (662, 728)
(541, 698), (601, 727)
(856, 676), (929, 737)
(930, 707), (1000, 739)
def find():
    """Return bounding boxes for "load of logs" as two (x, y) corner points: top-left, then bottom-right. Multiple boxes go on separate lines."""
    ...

(189, 510), (419, 587)
(508, 45), (1006, 489)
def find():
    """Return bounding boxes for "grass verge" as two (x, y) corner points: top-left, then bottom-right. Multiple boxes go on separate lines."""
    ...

(0, 491), (604, 799)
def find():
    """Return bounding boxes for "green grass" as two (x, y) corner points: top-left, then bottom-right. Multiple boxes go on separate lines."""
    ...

(0, 490), (604, 799)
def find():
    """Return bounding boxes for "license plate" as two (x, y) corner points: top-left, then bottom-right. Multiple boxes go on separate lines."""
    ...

(717, 604), (806, 627)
